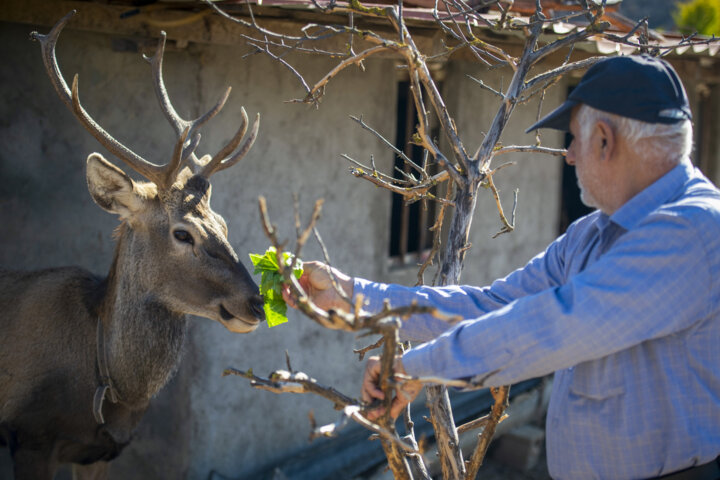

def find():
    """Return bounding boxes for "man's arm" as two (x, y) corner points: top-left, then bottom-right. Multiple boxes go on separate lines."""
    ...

(353, 226), (571, 342)
(400, 212), (714, 386)
(285, 217), (584, 339)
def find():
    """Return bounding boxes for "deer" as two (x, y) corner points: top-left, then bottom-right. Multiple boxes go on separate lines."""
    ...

(0, 11), (265, 480)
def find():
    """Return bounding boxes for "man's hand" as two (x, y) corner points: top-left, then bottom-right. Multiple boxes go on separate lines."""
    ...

(362, 355), (423, 420)
(282, 261), (353, 315)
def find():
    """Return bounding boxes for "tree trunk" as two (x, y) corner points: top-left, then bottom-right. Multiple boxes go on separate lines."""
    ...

(424, 184), (479, 479)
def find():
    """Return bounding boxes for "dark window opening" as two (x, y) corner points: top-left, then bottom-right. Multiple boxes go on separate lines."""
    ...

(558, 86), (593, 234)
(695, 83), (718, 182)
(389, 81), (440, 263)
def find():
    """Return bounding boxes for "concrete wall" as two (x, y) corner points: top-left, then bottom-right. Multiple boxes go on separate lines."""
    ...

(0, 16), (562, 479)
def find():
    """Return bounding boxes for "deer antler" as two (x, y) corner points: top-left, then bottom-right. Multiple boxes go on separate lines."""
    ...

(201, 107), (260, 177)
(144, 31), (260, 178)
(31, 10), (259, 189)
(31, 11), (176, 188)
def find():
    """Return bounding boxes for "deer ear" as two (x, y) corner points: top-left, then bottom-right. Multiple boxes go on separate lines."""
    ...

(86, 153), (145, 219)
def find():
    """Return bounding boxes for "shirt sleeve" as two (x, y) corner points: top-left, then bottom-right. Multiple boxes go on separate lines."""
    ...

(401, 212), (713, 386)
(353, 226), (570, 342)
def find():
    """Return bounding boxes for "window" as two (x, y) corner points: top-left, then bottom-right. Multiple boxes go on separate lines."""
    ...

(388, 80), (440, 264)
(695, 82), (719, 183)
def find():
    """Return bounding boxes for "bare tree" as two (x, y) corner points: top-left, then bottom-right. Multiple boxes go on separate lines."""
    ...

(208, 0), (717, 477)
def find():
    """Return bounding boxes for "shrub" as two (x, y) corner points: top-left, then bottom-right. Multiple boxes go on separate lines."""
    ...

(674, 0), (720, 36)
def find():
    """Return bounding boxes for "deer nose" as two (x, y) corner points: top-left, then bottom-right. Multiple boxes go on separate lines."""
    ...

(250, 294), (265, 321)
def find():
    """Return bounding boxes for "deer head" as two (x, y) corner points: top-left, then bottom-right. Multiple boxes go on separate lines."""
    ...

(31, 11), (265, 333)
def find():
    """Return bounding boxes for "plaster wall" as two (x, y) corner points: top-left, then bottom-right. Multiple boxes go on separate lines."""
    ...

(0, 20), (395, 479)
(0, 19), (563, 479)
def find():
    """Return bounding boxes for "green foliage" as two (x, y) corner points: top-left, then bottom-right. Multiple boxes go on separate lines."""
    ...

(674, 0), (720, 36)
(249, 247), (303, 327)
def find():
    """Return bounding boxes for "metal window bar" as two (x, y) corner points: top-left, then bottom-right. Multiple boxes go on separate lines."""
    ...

(390, 81), (438, 264)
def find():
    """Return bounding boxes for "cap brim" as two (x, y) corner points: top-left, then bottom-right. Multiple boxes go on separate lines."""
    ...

(525, 100), (577, 133)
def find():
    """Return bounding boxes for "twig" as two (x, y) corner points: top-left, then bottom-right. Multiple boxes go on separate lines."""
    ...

(376, 317), (411, 478)
(225, 367), (419, 455)
(223, 367), (357, 408)
(312, 226), (355, 308)
(394, 372), (471, 389)
(293, 197), (324, 263)
(524, 56), (604, 92)
(354, 337), (386, 361)
(464, 386), (510, 480)
(486, 172), (516, 238)
(349, 115), (419, 173)
(456, 412), (508, 434)
(344, 156), (455, 206)
(247, 41), (312, 96)
(493, 145), (566, 157)
(467, 75), (505, 99)
(297, 45), (390, 105)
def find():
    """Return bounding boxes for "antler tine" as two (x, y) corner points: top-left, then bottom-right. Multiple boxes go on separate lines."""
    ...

(30, 11), (75, 112)
(200, 112), (260, 178)
(31, 11), (168, 186)
(145, 32), (232, 154)
(69, 77), (166, 183)
(183, 133), (202, 164)
(144, 32), (190, 137)
(164, 126), (193, 188)
(207, 107), (249, 166)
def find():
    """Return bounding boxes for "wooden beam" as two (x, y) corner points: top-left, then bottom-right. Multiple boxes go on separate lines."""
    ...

(0, 0), (448, 56)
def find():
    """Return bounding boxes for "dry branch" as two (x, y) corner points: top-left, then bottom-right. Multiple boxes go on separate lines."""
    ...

(223, 366), (419, 455)
(465, 386), (510, 480)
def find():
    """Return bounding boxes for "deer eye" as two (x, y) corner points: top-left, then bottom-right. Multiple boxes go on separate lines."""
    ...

(173, 229), (195, 245)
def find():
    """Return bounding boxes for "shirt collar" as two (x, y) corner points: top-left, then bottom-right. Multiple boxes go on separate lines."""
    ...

(609, 159), (694, 230)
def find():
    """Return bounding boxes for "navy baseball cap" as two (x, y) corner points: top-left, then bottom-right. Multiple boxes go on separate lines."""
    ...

(526, 55), (692, 133)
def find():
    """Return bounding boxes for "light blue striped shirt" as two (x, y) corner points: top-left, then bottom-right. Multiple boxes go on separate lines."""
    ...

(354, 159), (720, 479)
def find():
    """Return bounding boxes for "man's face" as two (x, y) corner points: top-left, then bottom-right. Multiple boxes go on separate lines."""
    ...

(566, 109), (605, 211)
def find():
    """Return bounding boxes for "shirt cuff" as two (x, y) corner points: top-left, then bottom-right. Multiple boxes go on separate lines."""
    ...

(353, 277), (391, 314)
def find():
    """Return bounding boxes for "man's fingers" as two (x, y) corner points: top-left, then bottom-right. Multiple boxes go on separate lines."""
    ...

(361, 376), (385, 403)
(390, 398), (409, 419)
(362, 382), (385, 402)
(390, 380), (421, 419)
(365, 405), (386, 421)
(281, 284), (295, 308)
(281, 270), (314, 310)
(361, 357), (385, 405)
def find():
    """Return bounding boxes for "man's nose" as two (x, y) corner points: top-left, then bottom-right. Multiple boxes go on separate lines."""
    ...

(565, 150), (575, 166)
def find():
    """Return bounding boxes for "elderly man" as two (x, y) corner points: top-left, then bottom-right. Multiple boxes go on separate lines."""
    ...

(289, 56), (720, 479)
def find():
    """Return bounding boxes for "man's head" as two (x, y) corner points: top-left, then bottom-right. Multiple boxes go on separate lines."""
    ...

(529, 55), (694, 213)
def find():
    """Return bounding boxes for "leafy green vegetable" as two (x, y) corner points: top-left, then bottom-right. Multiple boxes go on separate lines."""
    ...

(249, 247), (303, 327)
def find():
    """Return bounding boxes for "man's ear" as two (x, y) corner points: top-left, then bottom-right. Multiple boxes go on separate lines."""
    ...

(596, 120), (616, 162)
(86, 153), (145, 220)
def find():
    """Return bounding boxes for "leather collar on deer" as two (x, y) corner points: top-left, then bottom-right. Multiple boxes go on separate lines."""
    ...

(93, 318), (119, 424)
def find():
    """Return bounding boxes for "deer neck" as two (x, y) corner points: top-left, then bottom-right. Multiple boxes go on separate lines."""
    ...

(99, 226), (187, 407)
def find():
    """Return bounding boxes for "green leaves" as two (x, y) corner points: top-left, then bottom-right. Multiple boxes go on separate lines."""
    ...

(674, 0), (720, 36)
(249, 247), (303, 328)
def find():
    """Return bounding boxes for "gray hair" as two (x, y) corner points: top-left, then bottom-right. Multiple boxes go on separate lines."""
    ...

(576, 104), (693, 167)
